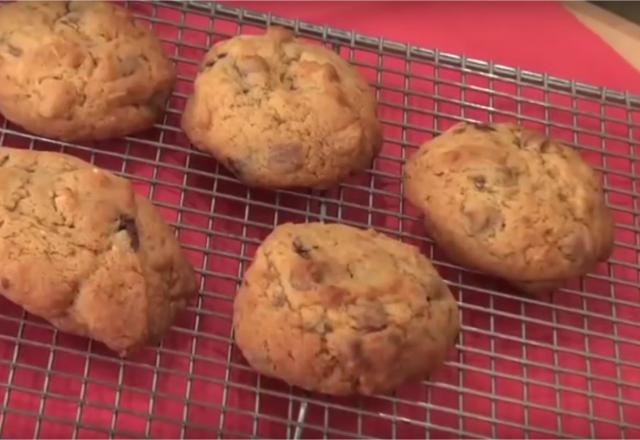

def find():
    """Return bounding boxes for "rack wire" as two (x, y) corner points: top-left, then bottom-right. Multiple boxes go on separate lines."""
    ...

(0, 1), (638, 438)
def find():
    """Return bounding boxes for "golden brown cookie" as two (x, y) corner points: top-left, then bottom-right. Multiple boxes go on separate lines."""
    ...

(0, 1), (176, 141)
(232, 222), (460, 396)
(404, 121), (615, 294)
(0, 147), (198, 356)
(181, 26), (383, 190)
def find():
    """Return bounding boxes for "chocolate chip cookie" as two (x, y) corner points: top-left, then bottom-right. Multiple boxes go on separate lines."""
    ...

(0, 147), (198, 356)
(0, 1), (176, 141)
(181, 26), (383, 190)
(404, 121), (615, 294)
(232, 222), (460, 396)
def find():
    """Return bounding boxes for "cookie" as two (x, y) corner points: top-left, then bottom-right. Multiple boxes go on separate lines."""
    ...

(0, 147), (198, 356)
(404, 121), (615, 294)
(0, 1), (176, 142)
(232, 222), (460, 396)
(181, 26), (383, 190)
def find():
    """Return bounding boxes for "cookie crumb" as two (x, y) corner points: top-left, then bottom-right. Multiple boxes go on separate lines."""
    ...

(292, 237), (312, 259)
(118, 215), (140, 251)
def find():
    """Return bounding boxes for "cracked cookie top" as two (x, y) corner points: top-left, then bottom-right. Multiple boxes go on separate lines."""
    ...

(404, 121), (614, 290)
(0, 147), (198, 356)
(0, 1), (176, 141)
(181, 26), (383, 190)
(232, 222), (460, 396)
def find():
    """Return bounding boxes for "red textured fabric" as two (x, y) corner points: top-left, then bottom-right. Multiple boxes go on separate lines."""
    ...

(235, 0), (640, 94)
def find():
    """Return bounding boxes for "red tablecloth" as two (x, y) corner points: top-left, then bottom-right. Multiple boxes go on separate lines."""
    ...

(235, 1), (640, 95)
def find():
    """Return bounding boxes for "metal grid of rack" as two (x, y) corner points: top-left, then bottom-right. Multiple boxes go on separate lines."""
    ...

(0, 1), (638, 438)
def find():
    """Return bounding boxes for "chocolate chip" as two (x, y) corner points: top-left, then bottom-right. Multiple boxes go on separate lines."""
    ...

(0, 155), (9, 167)
(321, 64), (340, 82)
(292, 237), (312, 259)
(118, 56), (140, 77)
(76, 92), (87, 106)
(65, 11), (81, 23)
(236, 55), (269, 77)
(7, 44), (21, 57)
(280, 72), (298, 91)
(540, 139), (551, 153)
(307, 319), (333, 334)
(462, 204), (504, 236)
(147, 90), (168, 113)
(559, 231), (587, 262)
(200, 62), (213, 73)
(349, 303), (388, 332)
(201, 53), (226, 71)
(387, 332), (402, 347)
(351, 339), (363, 357)
(518, 128), (550, 151)
(1, 277), (9, 290)
(346, 264), (354, 278)
(472, 175), (486, 190)
(324, 286), (348, 307)
(424, 297), (433, 320)
(452, 124), (467, 134)
(350, 339), (372, 370)
(445, 150), (461, 164)
(267, 143), (305, 173)
(309, 265), (324, 283)
(271, 293), (287, 307)
(59, 11), (81, 28)
(424, 329), (437, 342)
(472, 122), (496, 132)
(289, 261), (325, 290)
(225, 158), (245, 179)
(500, 166), (519, 186)
(513, 136), (522, 148)
(117, 215), (140, 251)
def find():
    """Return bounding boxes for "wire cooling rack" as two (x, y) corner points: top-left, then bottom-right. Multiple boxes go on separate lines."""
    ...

(0, 1), (638, 438)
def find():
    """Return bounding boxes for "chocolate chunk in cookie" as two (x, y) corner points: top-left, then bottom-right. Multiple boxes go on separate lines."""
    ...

(117, 215), (140, 251)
